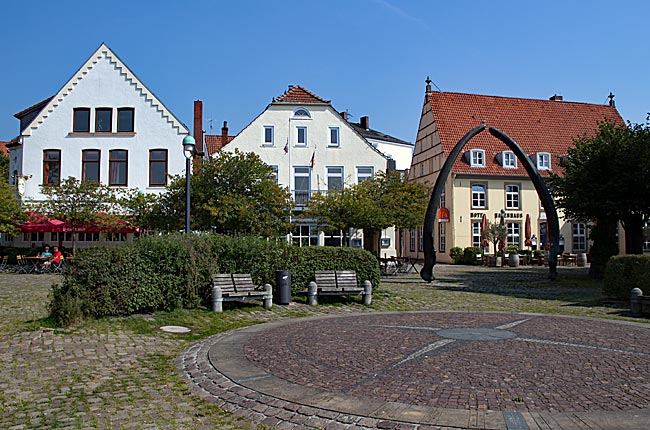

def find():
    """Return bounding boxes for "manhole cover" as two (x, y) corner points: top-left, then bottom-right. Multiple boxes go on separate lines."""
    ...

(437, 327), (516, 341)
(160, 325), (191, 334)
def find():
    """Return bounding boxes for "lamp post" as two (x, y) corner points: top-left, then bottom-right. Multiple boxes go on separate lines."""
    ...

(182, 135), (196, 234)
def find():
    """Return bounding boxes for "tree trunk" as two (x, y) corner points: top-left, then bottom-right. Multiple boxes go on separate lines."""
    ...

(621, 213), (645, 254)
(588, 217), (618, 279)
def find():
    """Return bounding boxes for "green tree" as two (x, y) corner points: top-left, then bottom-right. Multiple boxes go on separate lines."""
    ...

(115, 188), (159, 233)
(549, 120), (650, 277)
(306, 171), (429, 256)
(31, 177), (118, 252)
(155, 150), (293, 236)
(0, 180), (21, 236)
(0, 151), (9, 184)
(486, 220), (506, 256)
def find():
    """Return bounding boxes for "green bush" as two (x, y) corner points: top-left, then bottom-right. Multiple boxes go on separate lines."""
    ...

(506, 244), (519, 254)
(449, 247), (463, 264)
(462, 247), (482, 265)
(48, 233), (380, 326)
(603, 254), (650, 300)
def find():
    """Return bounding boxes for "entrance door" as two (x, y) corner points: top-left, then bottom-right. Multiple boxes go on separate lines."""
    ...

(539, 222), (548, 250)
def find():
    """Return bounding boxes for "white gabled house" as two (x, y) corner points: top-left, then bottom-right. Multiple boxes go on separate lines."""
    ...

(5, 43), (190, 248)
(203, 85), (399, 256)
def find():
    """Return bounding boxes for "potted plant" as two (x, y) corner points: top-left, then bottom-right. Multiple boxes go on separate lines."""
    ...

(533, 249), (544, 266)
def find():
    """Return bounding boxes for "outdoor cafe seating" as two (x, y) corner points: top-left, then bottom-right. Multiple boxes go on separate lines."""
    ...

(380, 256), (418, 276)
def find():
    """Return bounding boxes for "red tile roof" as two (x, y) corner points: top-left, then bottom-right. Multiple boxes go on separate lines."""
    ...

(0, 141), (9, 155)
(14, 97), (53, 118)
(427, 92), (624, 177)
(205, 134), (235, 155)
(273, 85), (330, 104)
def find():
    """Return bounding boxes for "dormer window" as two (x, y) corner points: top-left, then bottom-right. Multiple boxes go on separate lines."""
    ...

(502, 151), (517, 168)
(537, 152), (551, 170)
(293, 108), (311, 118)
(470, 149), (485, 167)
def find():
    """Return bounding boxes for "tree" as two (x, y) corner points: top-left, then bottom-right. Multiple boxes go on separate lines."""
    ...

(155, 150), (293, 236)
(0, 180), (21, 236)
(486, 221), (506, 256)
(549, 120), (650, 277)
(306, 170), (429, 256)
(31, 177), (118, 252)
(115, 188), (159, 233)
(0, 151), (8, 184)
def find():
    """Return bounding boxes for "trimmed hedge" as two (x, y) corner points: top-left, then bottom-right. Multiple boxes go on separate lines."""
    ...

(49, 233), (380, 326)
(603, 254), (650, 300)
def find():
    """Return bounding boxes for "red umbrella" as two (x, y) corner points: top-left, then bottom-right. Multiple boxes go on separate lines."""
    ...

(480, 214), (489, 247)
(499, 213), (506, 251)
(524, 214), (532, 246)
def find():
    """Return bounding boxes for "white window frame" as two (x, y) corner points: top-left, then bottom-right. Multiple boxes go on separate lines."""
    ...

(262, 126), (274, 146)
(293, 108), (311, 118)
(327, 166), (344, 191)
(572, 222), (587, 252)
(507, 222), (521, 247)
(328, 127), (340, 147)
(537, 152), (551, 170)
(438, 223), (446, 252)
(471, 183), (487, 209)
(296, 126), (307, 146)
(505, 184), (520, 210)
(502, 151), (517, 168)
(270, 165), (279, 184)
(356, 166), (373, 183)
(472, 221), (481, 247)
(470, 149), (485, 167)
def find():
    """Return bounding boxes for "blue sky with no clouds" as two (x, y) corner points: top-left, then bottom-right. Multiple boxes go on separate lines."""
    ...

(1, 0), (648, 144)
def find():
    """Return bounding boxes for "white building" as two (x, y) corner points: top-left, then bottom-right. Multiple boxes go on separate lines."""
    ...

(205, 85), (400, 256)
(347, 114), (413, 172)
(5, 43), (189, 247)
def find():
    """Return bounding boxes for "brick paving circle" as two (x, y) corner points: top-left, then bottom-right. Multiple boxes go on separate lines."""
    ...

(180, 311), (650, 429)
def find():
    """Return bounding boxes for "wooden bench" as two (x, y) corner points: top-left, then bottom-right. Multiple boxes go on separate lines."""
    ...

(307, 270), (372, 306)
(211, 274), (272, 312)
(631, 288), (650, 317)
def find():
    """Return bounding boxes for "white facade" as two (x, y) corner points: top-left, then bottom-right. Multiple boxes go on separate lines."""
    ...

(9, 43), (189, 202)
(365, 137), (413, 171)
(218, 86), (397, 256)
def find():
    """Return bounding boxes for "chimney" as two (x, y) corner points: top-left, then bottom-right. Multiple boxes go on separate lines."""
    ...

(549, 94), (563, 101)
(193, 100), (203, 166)
(221, 121), (228, 145)
(360, 116), (369, 130)
(341, 111), (348, 121)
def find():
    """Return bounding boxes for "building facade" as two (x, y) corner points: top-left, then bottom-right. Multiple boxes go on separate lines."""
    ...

(407, 85), (624, 263)
(5, 43), (190, 248)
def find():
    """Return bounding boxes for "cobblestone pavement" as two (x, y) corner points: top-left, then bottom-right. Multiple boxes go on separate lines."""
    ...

(1, 266), (648, 429)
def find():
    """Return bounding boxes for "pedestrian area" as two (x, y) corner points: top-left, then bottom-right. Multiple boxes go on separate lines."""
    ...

(181, 311), (650, 429)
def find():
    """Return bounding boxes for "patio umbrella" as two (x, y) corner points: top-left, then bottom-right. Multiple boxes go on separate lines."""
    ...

(524, 214), (532, 246)
(499, 213), (506, 251)
(480, 214), (489, 247)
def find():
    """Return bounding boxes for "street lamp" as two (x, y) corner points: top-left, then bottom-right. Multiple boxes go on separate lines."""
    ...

(182, 135), (196, 234)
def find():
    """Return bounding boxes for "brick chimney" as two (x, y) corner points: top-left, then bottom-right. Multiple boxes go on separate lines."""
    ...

(193, 100), (204, 167)
(221, 121), (228, 146)
(549, 94), (563, 101)
(341, 111), (348, 121)
(360, 116), (369, 130)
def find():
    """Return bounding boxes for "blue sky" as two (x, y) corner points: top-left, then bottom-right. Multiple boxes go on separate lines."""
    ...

(1, 0), (648, 144)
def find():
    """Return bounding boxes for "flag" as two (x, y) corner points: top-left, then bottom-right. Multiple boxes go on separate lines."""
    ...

(310, 151), (315, 168)
(283, 139), (288, 154)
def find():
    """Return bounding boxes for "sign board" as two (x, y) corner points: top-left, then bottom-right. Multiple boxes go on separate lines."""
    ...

(438, 208), (449, 223)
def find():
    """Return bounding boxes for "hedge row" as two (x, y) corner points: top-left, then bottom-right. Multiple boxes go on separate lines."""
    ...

(49, 233), (380, 326)
(603, 254), (650, 300)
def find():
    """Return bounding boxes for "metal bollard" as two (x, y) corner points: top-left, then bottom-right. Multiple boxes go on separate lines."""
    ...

(631, 288), (643, 316)
(363, 280), (372, 305)
(212, 286), (223, 313)
(307, 281), (318, 306)
(263, 284), (273, 309)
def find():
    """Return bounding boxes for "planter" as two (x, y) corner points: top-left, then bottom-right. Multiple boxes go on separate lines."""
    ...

(576, 253), (587, 267)
(508, 253), (520, 267)
(495, 256), (502, 267)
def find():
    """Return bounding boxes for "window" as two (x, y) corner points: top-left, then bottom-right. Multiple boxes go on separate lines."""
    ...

(293, 108), (310, 118)
(507, 222), (521, 247)
(95, 108), (112, 132)
(329, 127), (340, 147)
(270, 165), (279, 184)
(109, 150), (128, 186)
(572, 223), (587, 252)
(73, 108), (90, 132)
(43, 150), (61, 185)
(505, 184), (520, 209)
(294, 167), (311, 205)
(117, 108), (134, 132)
(82, 150), (100, 183)
(292, 224), (318, 246)
(357, 166), (373, 183)
(472, 221), (481, 247)
(537, 152), (551, 170)
(409, 228), (416, 252)
(471, 184), (486, 209)
(79, 232), (99, 242)
(296, 126), (307, 146)
(420, 163), (425, 177)
(106, 232), (127, 242)
(418, 227), (423, 252)
(324, 229), (343, 247)
(263, 126), (274, 146)
(51, 232), (72, 243)
(24, 232), (45, 243)
(327, 166), (344, 191)
(439, 223), (446, 252)
(502, 151), (517, 168)
(440, 190), (446, 208)
(149, 149), (168, 186)
(470, 149), (485, 167)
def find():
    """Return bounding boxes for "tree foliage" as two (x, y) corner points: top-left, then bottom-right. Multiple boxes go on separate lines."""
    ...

(0, 151), (8, 184)
(0, 180), (21, 235)
(154, 150), (293, 236)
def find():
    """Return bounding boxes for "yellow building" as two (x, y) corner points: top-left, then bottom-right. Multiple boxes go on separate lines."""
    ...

(406, 84), (623, 263)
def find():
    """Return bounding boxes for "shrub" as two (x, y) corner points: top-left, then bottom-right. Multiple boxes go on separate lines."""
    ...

(48, 233), (380, 326)
(506, 244), (519, 254)
(449, 247), (463, 264)
(461, 247), (482, 265)
(603, 254), (650, 300)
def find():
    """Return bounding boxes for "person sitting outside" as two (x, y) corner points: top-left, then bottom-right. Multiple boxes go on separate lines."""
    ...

(41, 246), (63, 271)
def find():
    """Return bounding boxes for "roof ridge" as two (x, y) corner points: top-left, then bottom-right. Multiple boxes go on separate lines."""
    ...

(273, 85), (330, 104)
(428, 91), (614, 108)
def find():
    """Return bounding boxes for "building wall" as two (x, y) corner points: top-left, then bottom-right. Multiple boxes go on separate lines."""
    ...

(18, 56), (188, 202)
(366, 138), (413, 171)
